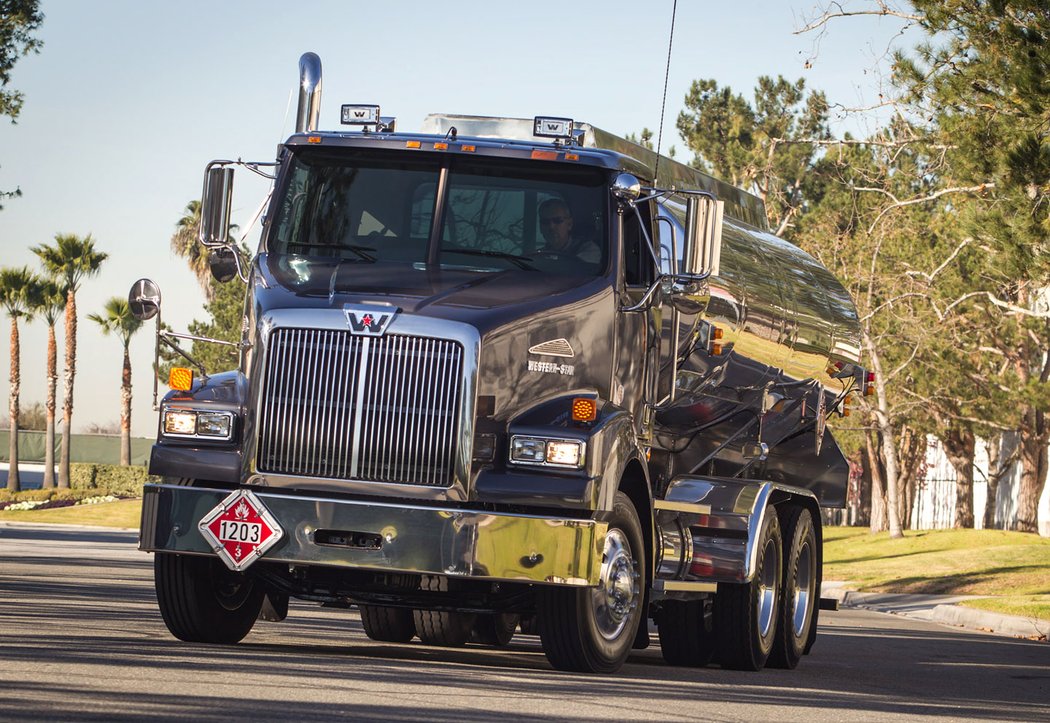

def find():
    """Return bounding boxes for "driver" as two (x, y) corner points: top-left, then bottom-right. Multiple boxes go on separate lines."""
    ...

(538, 199), (601, 263)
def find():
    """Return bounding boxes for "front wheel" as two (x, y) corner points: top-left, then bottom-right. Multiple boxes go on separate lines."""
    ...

(154, 552), (265, 644)
(537, 491), (645, 673)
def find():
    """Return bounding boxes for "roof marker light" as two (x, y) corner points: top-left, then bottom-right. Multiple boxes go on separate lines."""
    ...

(461, 144), (476, 153)
(406, 140), (421, 149)
(434, 142), (449, 150)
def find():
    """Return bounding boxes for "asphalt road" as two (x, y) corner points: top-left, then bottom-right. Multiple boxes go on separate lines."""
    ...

(1, 523), (1047, 722)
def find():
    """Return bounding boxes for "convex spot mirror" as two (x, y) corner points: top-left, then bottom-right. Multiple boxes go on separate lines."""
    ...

(209, 247), (239, 283)
(611, 173), (641, 202)
(128, 278), (161, 321)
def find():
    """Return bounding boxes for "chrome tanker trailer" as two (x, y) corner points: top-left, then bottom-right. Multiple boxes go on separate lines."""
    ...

(133, 53), (868, 674)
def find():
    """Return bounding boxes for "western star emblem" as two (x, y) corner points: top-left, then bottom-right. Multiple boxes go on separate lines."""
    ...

(344, 305), (399, 336)
(198, 489), (284, 571)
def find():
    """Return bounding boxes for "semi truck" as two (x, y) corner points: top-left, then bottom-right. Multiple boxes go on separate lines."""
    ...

(132, 53), (867, 674)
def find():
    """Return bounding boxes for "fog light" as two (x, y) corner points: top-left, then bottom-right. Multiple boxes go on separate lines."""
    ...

(511, 437), (547, 463)
(164, 410), (196, 435)
(196, 412), (232, 438)
(547, 440), (583, 467)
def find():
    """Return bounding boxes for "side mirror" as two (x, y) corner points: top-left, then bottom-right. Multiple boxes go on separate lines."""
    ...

(128, 278), (162, 321)
(209, 247), (240, 283)
(200, 165), (234, 247)
(682, 195), (724, 278)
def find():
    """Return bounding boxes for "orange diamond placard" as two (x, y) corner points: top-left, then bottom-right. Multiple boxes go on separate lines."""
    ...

(197, 489), (284, 571)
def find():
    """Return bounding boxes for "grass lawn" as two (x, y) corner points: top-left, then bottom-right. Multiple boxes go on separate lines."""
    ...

(0, 498), (142, 529)
(824, 526), (1050, 622)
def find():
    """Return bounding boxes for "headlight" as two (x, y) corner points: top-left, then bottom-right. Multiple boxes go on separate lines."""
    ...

(162, 408), (234, 440)
(509, 435), (585, 469)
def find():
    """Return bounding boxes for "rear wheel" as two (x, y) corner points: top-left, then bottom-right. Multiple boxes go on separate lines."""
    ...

(537, 491), (645, 673)
(359, 605), (416, 643)
(472, 613), (520, 647)
(413, 576), (476, 647)
(714, 507), (782, 671)
(154, 552), (265, 644)
(768, 507), (818, 669)
(657, 598), (716, 667)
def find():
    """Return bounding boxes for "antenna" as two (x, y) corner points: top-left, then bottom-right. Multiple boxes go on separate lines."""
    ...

(654, 0), (678, 183)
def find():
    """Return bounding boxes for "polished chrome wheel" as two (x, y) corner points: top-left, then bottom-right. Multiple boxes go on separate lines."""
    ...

(791, 537), (814, 636)
(756, 535), (779, 639)
(591, 529), (640, 641)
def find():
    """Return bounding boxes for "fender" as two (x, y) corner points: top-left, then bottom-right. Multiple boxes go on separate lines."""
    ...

(148, 370), (247, 484)
(475, 395), (651, 514)
(653, 475), (819, 592)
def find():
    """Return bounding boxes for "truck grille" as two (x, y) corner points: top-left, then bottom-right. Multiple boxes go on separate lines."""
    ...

(257, 328), (463, 486)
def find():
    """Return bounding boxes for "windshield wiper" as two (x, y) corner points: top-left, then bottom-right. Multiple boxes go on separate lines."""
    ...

(282, 242), (377, 262)
(441, 247), (536, 271)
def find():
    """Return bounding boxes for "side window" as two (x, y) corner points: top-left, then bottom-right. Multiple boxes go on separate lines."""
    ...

(623, 201), (655, 287)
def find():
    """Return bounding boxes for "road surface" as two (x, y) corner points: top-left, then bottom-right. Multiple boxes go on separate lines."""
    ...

(0, 523), (1047, 721)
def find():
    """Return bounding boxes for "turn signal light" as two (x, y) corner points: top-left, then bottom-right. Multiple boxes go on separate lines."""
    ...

(712, 327), (723, 340)
(865, 372), (876, 396)
(572, 398), (597, 423)
(169, 367), (193, 391)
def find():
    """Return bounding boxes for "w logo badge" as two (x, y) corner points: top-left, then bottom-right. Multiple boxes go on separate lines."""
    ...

(343, 305), (397, 336)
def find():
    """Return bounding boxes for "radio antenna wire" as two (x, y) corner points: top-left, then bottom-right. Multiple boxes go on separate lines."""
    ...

(654, 0), (678, 183)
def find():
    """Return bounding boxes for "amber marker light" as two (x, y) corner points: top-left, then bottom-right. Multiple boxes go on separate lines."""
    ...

(572, 398), (597, 423)
(405, 140), (421, 149)
(461, 144), (476, 152)
(434, 142), (449, 150)
(169, 367), (194, 392)
(307, 136), (322, 144)
(711, 343), (723, 356)
(565, 153), (579, 161)
(531, 150), (558, 161)
(712, 327), (723, 340)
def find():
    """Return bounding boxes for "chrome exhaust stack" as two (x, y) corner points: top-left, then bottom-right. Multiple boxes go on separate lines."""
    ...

(295, 52), (322, 133)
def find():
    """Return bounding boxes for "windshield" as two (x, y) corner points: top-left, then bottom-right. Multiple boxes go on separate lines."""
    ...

(269, 148), (608, 275)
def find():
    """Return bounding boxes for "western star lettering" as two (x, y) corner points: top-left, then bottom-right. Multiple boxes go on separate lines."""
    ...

(528, 360), (575, 376)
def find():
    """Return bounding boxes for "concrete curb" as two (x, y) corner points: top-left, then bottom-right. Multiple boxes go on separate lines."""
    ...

(822, 583), (1048, 641)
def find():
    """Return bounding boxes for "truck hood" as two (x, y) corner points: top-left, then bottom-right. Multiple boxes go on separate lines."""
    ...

(255, 253), (611, 336)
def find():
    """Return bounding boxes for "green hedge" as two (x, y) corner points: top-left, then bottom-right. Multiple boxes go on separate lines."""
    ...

(69, 463), (162, 497)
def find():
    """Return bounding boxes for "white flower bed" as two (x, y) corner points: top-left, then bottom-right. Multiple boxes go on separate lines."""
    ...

(77, 495), (119, 505)
(5, 499), (50, 511)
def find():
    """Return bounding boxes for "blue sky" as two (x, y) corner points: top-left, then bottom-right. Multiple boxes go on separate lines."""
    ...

(0, 0), (914, 437)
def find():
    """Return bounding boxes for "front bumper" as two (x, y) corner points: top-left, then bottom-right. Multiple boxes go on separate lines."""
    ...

(140, 483), (606, 586)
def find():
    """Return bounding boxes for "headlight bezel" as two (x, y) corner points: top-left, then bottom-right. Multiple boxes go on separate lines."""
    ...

(162, 407), (235, 441)
(508, 434), (586, 470)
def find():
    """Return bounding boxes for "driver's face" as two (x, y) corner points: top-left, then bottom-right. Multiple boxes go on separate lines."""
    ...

(539, 208), (574, 249)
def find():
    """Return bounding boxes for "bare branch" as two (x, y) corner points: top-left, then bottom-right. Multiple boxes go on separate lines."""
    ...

(905, 237), (973, 284)
(865, 183), (994, 234)
(941, 291), (1050, 319)
(795, 2), (922, 35)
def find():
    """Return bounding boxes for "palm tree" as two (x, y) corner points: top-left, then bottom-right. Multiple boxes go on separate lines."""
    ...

(172, 200), (213, 300)
(89, 297), (143, 465)
(33, 279), (65, 488)
(172, 199), (239, 302)
(0, 268), (44, 492)
(32, 234), (108, 488)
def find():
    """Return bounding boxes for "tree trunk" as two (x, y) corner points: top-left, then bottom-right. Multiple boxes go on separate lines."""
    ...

(897, 427), (926, 530)
(867, 430), (888, 533)
(941, 426), (976, 528)
(43, 324), (57, 489)
(120, 345), (132, 466)
(59, 289), (76, 489)
(984, 434), (1004, 530)
(865, 331), (903, 537)
(7, 317), (20, 492)
(1016, 407), (1047, 533)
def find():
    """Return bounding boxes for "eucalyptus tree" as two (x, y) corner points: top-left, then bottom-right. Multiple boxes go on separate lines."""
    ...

(88, 297), (143, 465)
(888, 0), (1050, 533)
(31, 277), (64, 487)
(0, 266), (42, 491)
(32, 233), (108, 487)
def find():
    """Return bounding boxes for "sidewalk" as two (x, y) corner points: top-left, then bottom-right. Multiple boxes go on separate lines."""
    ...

(822, 581), (1049, 641)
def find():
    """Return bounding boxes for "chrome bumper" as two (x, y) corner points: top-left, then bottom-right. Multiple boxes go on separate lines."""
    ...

(140, 483), (606, 586)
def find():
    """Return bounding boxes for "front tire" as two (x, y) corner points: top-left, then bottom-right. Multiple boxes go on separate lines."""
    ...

(768, 507), (818, 669)
(537, 491), (645, 673)
(413, 576), (476, 647)
(154, 552), (265, 644)
(714, 506), (782, 671)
